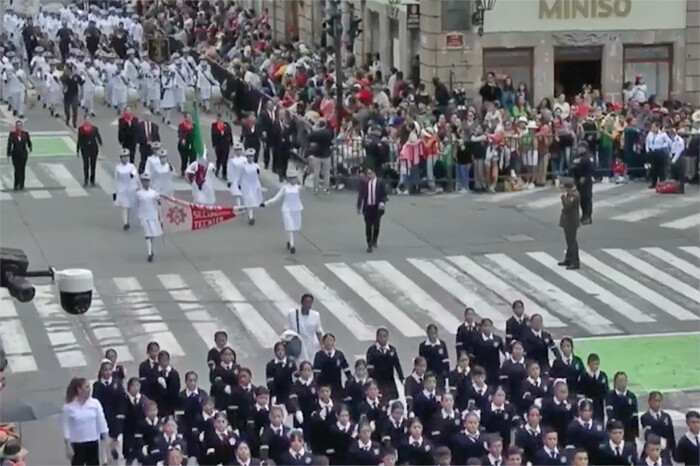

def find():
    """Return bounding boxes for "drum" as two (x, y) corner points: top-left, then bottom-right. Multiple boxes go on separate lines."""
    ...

(127, 87), (139, 103)
(211, 85), (222, 104)
(185, 86), (195, 100)
(94, 85), (105, 100)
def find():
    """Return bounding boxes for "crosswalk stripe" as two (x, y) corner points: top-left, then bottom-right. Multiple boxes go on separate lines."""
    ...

(285, 265), (376, 341)
(642, 247), (700, 279)
(408, 258), (509, 331)
(85, 290), (134, 362)
(158, 274), (226, 353)
(528, 252), (655, 323)
(611, 197), (697, 222)
(0, 167), (14, 192)
(243, 267), (297, 317)
(325, 262), (424, 338)
(113, 277), (186, 357)
(603, 249), (700, 304)
(39, 163), (88, 197)
(522, 183), (622, 209)
(0, 192), (11, 201)
(447, 255), (566, 328)
(95, 164), (114, 196)
(661, 213), (700, 230)
(595, 191), (654, 209)
(0, 289), (39, 373)
(202, 270), (279, 348)
(484, 254), (619, 335)
(33, 284), (88, 368)
(479, 187), (547, 203)
(24, 167), (52, 199)
(578, 252), (697, 321)
(679, 246), (700, 259)
(358, 261), (461, 335)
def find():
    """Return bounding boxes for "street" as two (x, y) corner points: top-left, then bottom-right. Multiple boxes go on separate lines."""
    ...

(1, 98), (699, 464)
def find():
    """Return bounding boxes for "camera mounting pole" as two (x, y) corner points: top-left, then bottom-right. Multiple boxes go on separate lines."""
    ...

(21, 267), (56, 281)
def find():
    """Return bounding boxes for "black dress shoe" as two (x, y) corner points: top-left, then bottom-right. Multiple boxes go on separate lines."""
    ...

(557, 261), (569, 266)
(366, 245), (373, 253)
(123, 223), (130, 231)
(248, 218), (255, 226)
(372, 241), (378, 248)
(290, 246), (296, 254)
(566, 264), (580, 270)
(581, 218), (592, 225)
(147, 253), (154, 263)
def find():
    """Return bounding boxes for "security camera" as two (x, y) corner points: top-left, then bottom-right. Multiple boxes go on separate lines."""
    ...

(55, 269), (94, 316)
(0, 248), (35, 302)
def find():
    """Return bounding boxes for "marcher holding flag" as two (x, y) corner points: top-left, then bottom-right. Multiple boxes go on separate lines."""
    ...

(184, 107), (216, 206)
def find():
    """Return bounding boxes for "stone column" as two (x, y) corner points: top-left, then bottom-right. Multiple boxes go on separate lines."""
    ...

(378, 5), (392, 68)
(685, 0), (699, 105)
(601, 38), (624, 104)
(298, 0), (313, 45)
(398, 10), (410, 75)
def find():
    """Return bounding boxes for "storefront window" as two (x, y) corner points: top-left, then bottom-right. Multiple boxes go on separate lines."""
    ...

(483, 48), (534, 101)
(624, 45), (672, 101)
(442, 0), (472, 31)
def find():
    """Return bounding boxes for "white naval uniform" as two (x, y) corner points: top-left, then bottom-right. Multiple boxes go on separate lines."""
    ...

(196, 66), (215, 101)
(185, 161), (216, 205)
(173, 65), (188, 109)
(160, 72), (175, 110)
(81, 67), (100, 114)
(148, 160), (174, 197)
(147, 68), (161, 109)
(226, 155), (246, 197)
(110, 71), (128, 108)
(136, 188), (163, 238)
(114, 162), (139, 208)
(265, 184), (303, 232)
(240, 162), (262, 207)
(7, 67), (27, 115)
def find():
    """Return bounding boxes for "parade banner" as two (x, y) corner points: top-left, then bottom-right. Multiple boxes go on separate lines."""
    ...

(160, 195), (236, 233)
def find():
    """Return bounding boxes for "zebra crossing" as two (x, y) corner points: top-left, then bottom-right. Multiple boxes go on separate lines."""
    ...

(1, 245), (698, 375)
(0, 159), (232, 203)
(476, 182), (700, 231)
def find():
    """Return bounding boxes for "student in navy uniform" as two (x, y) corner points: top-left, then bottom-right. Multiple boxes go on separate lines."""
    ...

(518, 361), (551, 414)
(266, 342), (296, 405)
(403, 357), (428, 405)
(92, 360), (126, 461)
(313, 333), (352, 402)
(136, 400), (163, 463)
(481, 435), (505, 466)
(505, 300), (528, 349)
(355, 379), (386, 436)
(104, 348), (126, 384)
(232, 368), (256, 432)
(481, 388), (519, 450)
(640, 392), (676, 465)
(347, 421), (381, 465)
(233, 441), (263, 466)
(434, 445), (453, 466)
(258, 405), (291, 465)
(327, 405), (355, 465)
(190, 397), (217, 463)
(571, 448), (590, 466)
(344, 359), (369, 414)
(533, 429), (565, 466)
(639, 435), (671, 466)
(143, 416), (187, 465)
(281, 429), (315, 465)
(597, 420), (637, 466)
(455, 307), (480, 359)
(289, 361), (318, 432)
(201, 412), (238, 465)
(472, 318), (505, 386)
(412, 372), (442, 427)
(153, 350), (181, 417)
(176, 371), (207, 443)
(565, 399), (606, 455)
(206, 331), (228, 370)
(499, 342), (527, 401)
(419, 324), (450, 387)
(381, 401), (409, 447)
(449, 411), (487, 465)
(577, 353), (608, 423)
(674, 410), (700, 466)
(123, 377), (147, 464)
(366, 328), (404, 401)
(514, 406), (543, 465)
(606, 371), (639, 443)
(398, 418), (435, 465)
(463, 365), (494, 413)
(540, 379), (575, 446)
(209, 346), (240, 412)
(247, 386), (270, 455)
(549, 337), (584, 393)
(309, 384), (337, 455)
(428, 393), (461, 447)
(138, 341), (161, 399)
(448, 353), (472, 408)
(505, 445), (524, 466)
(520, 314), (557, 373)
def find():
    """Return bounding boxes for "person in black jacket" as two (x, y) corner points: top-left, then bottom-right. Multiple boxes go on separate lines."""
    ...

(398, 418), (435, 465)
(366, 327), (404, 402)
(674, 410), (700, 466)
(76, 116), (103, 186)
(505, 300), (528, 349)
(62, 65), (83, 128)
(640, 392), (676, 465)
(259, 405), (291, 464)
(138, 341), (161, 400)
(211, 114), (233, 178)
(154, 350), (181, 417)
(418, 324), (450, 387)
(571, 141), (595, 224)
(577, 353), (609, 424)
(514, 406), (544, 464)
(456, 307), (479, 360)
(347, 422), (381, 465)
(265, 342), (296, 406)
(472, 318), (505, 386)
(520, 314), (557, 373)
(307, 120), (334, 193)
(206, 331), (229, 371)
(92, 360), (125, 461)
(280, 429), (315, 466)
(123, 377), (146, 464)
(313, 333), (352, 401)
(598, 420), (637, 466)
(136, 115), (161, 173)
(606, 371), (639, 443)
(533, 429), (564, 466)
(241, 114), (263, 162)
(412, 372), (441, 427)
(540, 379), (575, 446)
(357, 167), (389, 253)
(117, 107), (139, 164)
(6, 120), (32, 191)
(177, 114), (195, 176)
(176, 370), (207, 454)
(274, 109), (295, 181)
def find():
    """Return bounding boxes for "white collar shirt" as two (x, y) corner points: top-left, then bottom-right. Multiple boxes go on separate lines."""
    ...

(62, 398), (109, 443)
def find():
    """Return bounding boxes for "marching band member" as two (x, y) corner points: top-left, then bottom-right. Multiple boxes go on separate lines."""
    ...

(114, 149), (139, 231)
(76, 115), (103, 187)
(136, 173), (163, 263)
(45, 60), (63, 117)
(196, 60), (216, 112)
(139, 59), (151, 107)
(185, 154), (217, 206)
(0, 50), (10, 105)
(147, 63), (162, 114)
(261, 169), (304, 254)
(125, 49), (140, 102)
(172, 55), (188, 113)
(240, 148), (262, 225)
(149, 149), (175, 198)
(144, 141), (164, 178)
(227, 143), (246, 207)
(211, 114), (233, 178)
(30, 47), (48, 101)
(81, 61), (100, 117)
(110, 62), (129, 113)
(6, 58), (27, 118)
(103, 54), (118, 106)
(177, 114), (195, 176)
(160, 67), (176, 125)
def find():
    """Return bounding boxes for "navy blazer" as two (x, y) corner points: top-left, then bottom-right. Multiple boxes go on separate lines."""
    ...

(357, 177), (388, 213)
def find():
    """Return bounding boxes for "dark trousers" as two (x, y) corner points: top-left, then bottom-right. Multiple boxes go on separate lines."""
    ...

(670, 155), (686, 193)
(262, 140), (271, 168)
(71, 440), (99, 466)
(649, 149), (667, 187)
(138, 144), (152, 173)
(64, 95), (79, 127)
(81, 150), (98, 184)
(564, 225), (580, 266)
(179, 148), (195, 175)
(363, 206), (383, 246)
(577, 179), (593, 221)
(11, 154), (27, 189)
(214, 145), (229, 177)
(274, 147), (289, 178)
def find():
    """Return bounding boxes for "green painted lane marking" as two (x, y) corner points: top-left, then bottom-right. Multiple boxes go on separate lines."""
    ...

(576, 332), (700, 393)
(0, 136), (75, 158)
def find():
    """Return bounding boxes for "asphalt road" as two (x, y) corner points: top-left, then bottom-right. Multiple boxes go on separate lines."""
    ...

(1, 97), (699, 464)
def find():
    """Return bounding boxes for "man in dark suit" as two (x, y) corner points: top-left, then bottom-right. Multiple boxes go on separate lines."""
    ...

(6, 120), (32, 191)
(211, 114), (233, 178)
(76, 116), (103, 187)
(117, 106), (139, 164)
(259, 100), (276, 170)
(357, 168), (387, 253)
(241, 114), (263, 163)
(136, 114), (160, 173)
(558, 179), (580, 270)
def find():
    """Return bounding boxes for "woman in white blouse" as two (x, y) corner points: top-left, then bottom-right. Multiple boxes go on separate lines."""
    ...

(61, 377), (109, 466)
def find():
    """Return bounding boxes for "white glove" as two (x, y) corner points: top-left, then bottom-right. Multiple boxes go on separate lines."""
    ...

(224, 385), (232, 395)
(370, 420), (376, 431)
(295, 410), (304, 424)
(65, 444), (74, 461)
(157, 377), (166, 388)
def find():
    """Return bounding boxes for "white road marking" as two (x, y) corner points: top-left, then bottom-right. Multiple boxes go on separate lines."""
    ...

(113, 277), (185, 356)
(23, 167), (51, 198)
(82, 290), (134, 362)
(579, 251), (697, 322)
(358, 260), (461, 334)
(485, 254), (619, 335)
(95, 163), (114, 196)
(0, 289), (39, 372)
(39, 163), (88, 197)
(33, 284), (88, 368)
(202, 270), (279, 348)
(528, 252), (655, 323)
(603, 249), (700, 304)
(0, 192), (10, 201)
(679, 246), (700, 259)
(478, 187), (548, 203)
(594, 191), (654, 209)
(285, 265), (376, 341)
(447, 255), (566, 327)
(243, 267), (297, 318)
(326, 262), (424, 338)
(642, 247), (700, 279)
(523, 183), (622, 209)
(661, 213), (700, 230)
(611, 197), (697, 222)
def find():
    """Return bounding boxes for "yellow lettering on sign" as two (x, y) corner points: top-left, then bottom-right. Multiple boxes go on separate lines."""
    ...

(539, 0), (631, 19)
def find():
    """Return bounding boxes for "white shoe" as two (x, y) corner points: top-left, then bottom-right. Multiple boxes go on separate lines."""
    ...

(602, 176), (610, 184)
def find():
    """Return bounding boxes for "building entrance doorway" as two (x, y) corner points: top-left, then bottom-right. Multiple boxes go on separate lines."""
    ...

(554, 47), (602, 100)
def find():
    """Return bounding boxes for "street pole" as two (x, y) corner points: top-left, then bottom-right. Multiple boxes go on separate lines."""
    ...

(330, 0), (343, 183)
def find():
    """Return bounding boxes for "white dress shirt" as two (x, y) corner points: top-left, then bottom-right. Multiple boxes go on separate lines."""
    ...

(62, 398), (109, 443)
(670, 135), (685, 163)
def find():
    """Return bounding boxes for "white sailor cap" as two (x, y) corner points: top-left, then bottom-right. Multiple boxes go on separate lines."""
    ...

(171, 53), (180, 60)
(245, 148), (256, 156)
(126, 48), (135, 55)
(286, 168), (298, 178)
(233, 142), (244, 151)
(11, 58), (20, 64)
(120, 149), (130, 157)
(151, 141), (162, 149)
(108, 6), (116, 11)
(6, 51), (15, 58)
(158, 149), (168, 157)
(132, 14), (138, 19)
(140, 173), (150, 180)
(35, 46), (44, 53)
